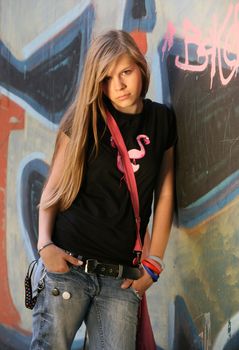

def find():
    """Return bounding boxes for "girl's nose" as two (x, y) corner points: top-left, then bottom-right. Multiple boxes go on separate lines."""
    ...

(113, 76), (126, 91)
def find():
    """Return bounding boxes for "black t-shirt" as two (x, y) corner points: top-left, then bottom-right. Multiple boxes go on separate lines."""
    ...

(52, 99), (177, 265)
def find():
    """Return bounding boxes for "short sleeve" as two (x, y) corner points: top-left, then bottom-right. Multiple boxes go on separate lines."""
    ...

(165, 107), (177, 150)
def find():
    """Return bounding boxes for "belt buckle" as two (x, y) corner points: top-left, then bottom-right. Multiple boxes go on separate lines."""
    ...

(84, 259), (98, 273)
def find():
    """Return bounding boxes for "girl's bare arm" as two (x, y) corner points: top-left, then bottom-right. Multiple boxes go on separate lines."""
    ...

(38, 132), (82, 272)
(122, 146), (175, 293)
(149, 146), (174, 259)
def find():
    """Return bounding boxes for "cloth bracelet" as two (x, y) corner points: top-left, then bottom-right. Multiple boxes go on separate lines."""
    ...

(142, 260), (161, 275)
(144, 258), (163, 273)
(38, 241), (53, 254)
(148, 255), (165, 270)
(143, 265), (159, 282)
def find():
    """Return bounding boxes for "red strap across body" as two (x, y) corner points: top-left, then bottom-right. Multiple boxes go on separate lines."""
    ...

(106, 109), (142, 263)
(106, 109), (156, 350)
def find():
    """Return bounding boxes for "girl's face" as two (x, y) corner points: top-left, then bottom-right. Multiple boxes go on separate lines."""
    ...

(102, 54), (143, 114)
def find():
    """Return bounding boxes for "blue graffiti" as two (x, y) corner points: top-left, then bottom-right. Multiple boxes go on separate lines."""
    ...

(123, 0), (156, 32)
(0, 5), (94, 124)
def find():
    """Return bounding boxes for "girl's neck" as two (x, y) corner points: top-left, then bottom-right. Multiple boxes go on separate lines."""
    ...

(112, 98), (143, 115)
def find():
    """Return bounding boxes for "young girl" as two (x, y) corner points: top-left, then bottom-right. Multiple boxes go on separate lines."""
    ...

(30, 30), (177, 350)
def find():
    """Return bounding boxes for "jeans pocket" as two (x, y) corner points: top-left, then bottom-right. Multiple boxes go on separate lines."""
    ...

(46, 266), (74, 280)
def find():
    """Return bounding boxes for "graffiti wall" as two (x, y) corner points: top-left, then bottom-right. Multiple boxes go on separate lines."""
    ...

(0, 0), (238, 349)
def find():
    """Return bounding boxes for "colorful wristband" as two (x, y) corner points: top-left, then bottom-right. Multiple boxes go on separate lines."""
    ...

(148, 255), (165, 269)
(143, 265), (159, 282)
(143, 258), (163, 273)
(142, 260), (161, 274)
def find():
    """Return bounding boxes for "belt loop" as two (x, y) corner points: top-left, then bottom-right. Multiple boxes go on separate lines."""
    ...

(117, 265), (123, 278)
(84, 260), (89, 273)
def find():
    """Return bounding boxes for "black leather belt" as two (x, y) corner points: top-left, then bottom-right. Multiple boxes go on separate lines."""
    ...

(65, 251), (141, 280)
(82, 259), (141, 280)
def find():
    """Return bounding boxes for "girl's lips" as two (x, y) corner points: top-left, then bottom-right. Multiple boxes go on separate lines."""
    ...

(117, 93), (130, 100)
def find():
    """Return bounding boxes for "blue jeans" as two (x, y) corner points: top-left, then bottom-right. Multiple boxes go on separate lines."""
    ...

(30, 259), (140, 350)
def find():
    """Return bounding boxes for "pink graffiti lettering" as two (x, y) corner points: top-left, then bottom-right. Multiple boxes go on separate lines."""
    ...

(162, 21), (176, 61)
(162, 3), (239, 89)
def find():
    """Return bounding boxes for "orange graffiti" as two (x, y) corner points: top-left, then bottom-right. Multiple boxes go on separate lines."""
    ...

(0, 95), (25, 328)
(130, 31), (147, 54)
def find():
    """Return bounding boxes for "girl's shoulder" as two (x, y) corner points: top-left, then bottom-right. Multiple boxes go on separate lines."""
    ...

(143, 99), (175, 126)
(144, 98), (172, 115)
(143, 99), (177, 147)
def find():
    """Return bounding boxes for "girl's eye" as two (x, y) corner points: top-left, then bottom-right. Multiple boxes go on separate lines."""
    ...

(122, 69), (132, 76)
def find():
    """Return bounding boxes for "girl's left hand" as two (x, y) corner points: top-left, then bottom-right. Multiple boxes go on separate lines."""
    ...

(121, 267), (154, 297)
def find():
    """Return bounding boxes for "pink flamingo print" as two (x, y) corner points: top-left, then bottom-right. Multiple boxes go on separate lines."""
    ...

(111, 134), (150, 173)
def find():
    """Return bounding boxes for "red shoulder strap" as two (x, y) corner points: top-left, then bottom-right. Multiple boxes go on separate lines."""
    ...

(106, 109), (142, 264)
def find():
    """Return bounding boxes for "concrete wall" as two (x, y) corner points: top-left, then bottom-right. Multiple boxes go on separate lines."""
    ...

(0, 1), (239, 349)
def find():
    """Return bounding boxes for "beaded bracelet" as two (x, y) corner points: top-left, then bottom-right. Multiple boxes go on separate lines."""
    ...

(38, 241), (54, 254)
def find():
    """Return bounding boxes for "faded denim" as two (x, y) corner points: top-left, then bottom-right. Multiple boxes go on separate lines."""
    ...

(30, 259), (140, 350)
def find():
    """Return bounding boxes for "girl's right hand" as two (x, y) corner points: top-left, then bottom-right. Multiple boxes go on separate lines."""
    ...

(39, 244), (83, 273)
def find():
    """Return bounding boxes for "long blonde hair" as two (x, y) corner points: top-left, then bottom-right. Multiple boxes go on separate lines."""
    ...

(42, 30), (150, 210)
